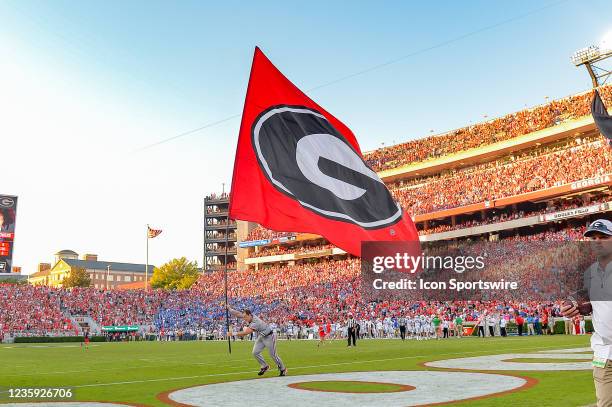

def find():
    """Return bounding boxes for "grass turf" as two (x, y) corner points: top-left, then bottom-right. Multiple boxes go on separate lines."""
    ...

(0, 335), (594, 406)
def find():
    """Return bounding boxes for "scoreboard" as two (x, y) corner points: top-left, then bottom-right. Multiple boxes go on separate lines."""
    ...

(0, 240), (12, 256)
(0, 195), (17, 273)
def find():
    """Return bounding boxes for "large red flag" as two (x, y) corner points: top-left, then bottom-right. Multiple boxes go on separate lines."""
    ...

(229, 47), (418, 256)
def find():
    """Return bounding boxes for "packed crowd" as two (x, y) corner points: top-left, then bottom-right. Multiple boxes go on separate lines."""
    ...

(5, 90), (609, 342)
(60, 287), (162, 327)
(507, 226), (586, 242)
(420, 198), (605, 235)
(0, 223), (597, 341)
(364, 85), (612, 171)
(0, 285), (76, 337)
(245, 226), (296, 242)
(252, 243), (334, 258)
(391, 137), (612, 214)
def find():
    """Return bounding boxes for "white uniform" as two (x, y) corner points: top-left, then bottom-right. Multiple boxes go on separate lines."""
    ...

(406, 318), (414, 337)
(414, 318), (422, 335)
(586, 261), (612, 359)
(249, 315), (285, 371)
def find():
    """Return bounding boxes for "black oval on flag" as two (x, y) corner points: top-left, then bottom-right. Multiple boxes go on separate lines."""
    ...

(251, 105), (402, 229)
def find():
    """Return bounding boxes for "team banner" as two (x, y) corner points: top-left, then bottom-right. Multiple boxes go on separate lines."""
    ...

(229, 48), (419, 256)
(0, 195), (18, 273)
(238, 239), (271, 248)
(592, 89), (612, 142)
(294, 249), (333, 259)
(102, 325), (140, 332)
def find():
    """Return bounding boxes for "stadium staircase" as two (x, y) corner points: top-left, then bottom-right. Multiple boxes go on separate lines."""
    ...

(68, 314), (102, 334)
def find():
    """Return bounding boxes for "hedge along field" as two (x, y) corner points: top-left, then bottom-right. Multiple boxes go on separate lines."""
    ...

(0, 335), (594, 407)
(13, 336), (107, 343)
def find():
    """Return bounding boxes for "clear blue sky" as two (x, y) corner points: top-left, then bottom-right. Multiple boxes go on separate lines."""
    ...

(1, 0), (611, 272)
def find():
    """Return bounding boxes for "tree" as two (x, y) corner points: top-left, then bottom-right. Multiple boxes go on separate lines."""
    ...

(63, 267), (91, 288)
(151, 257), (199, 290)
(1, 278), (27, 285)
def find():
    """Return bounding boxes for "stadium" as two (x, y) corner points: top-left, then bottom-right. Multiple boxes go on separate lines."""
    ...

(2, 81), (611, 406)
(2, 3), (612, 407)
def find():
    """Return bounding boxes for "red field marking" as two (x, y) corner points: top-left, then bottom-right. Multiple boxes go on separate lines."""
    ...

(287, 380), (416, 393)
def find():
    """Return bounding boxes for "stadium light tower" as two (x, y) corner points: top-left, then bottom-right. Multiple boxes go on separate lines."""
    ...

(571, 31), (612, 87)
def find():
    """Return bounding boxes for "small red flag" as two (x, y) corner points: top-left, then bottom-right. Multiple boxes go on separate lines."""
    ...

(229, 48), (418, 256)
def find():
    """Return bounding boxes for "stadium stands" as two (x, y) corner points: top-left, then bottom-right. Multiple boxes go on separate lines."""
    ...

(390, 137), (611, 215)
(364, 85), (612, 171)
(419, 198), (605, 235)
(2, 86), (609, 342)
(246, 226), (296, 242)
(0, 224), (592, 341)
(251, 243), (335, 258)
(0, 285), (76, 337)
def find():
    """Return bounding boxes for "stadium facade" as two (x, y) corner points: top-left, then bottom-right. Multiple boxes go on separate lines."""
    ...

(203, 193), (238, 273)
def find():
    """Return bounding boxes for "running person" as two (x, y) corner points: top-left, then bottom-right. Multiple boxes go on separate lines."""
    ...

(228, 307), (287, 376)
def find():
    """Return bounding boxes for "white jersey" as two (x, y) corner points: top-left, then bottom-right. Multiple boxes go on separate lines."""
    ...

(414, 319), (422, 333)
(586, 261), (612, 359)
(249, 315), (273, 336)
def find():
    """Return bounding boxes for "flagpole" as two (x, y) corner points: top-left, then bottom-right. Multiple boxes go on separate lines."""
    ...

(224, 216), (231, 354)
(145, 224), (149, 291)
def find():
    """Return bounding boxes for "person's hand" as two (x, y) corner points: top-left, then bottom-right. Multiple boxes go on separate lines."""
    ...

(559, 301), (579, 318)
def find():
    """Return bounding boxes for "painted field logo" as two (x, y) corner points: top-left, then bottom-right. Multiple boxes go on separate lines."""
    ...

(252, 105), (402, 228)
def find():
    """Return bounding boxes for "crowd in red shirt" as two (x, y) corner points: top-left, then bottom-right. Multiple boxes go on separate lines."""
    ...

(390, 137), (612, 215)
(365, 86), (612, 171)
(245, 227), (296, 242)
(252, 243), (335, 258)
(0, 285), (75, 336)
(0, 225), (590, 339)
(420, 199), (603, 235)
(3, 87), (610, 338)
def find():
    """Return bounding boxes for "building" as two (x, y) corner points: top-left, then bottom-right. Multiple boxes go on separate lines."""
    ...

(203, 193), (238, 272)
(37, 263), (51, 273)
(28, 250), (154, 288)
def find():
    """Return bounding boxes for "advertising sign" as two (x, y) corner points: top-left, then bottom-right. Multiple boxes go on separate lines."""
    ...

(0, 195), (17, 273)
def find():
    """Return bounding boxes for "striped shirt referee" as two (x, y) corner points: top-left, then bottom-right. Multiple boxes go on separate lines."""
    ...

(347, 315), (357, 347)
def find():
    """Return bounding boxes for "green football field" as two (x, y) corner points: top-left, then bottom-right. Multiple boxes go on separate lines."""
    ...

(0, 335), (596, 406)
